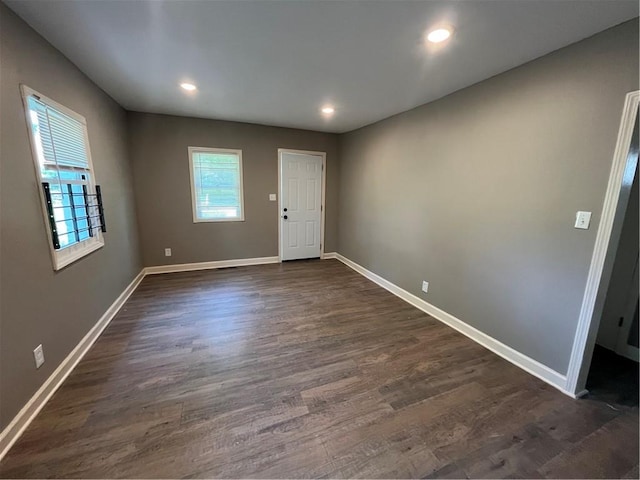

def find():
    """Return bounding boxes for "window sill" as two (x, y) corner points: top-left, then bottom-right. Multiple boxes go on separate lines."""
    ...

(54, 239), (104, 271)
(193, 217), (245, 223)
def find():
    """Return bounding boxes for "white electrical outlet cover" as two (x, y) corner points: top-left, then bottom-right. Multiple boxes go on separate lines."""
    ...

(422, 281), (429, 293)
(269, 193), (277, 201)
(165, 248), (172, 256)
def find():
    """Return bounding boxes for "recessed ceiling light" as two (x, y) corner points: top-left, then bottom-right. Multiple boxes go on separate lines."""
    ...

(321, 106), (335, 115)
(180, 82), (197, 91)
(426, 27), (452, 44)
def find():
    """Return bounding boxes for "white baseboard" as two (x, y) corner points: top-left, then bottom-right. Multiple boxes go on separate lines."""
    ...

(144, 256), (280, 275)
(322, 252), (337, 259)
(0, 269), (145, 462)
(333, 253), (571, 396)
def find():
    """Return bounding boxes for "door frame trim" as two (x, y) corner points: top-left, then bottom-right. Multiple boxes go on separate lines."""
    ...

(277, 149), (327, 262)
(565, 90), (639, 394)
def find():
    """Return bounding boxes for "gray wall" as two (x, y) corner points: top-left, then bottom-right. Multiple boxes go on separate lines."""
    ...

(127, 112), (339, 267)
(337, 20), (639, 375)
(0, 4), (142, 429)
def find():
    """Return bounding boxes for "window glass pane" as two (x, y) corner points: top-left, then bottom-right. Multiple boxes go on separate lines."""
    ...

(57, 220), (77, 248)
(46, 181), (91, 249)
(41, 165), (59, 181)
(75, 206), (88, 220)
(53, 205), (73, 220)
(58, 169), (89, 182)
(76, 216), (89, 228)
(197, 205), (240, 219)
(192, 151), (242, 220)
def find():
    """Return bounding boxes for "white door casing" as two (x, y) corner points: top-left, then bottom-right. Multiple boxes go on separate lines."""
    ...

(278, 150), (325, 261)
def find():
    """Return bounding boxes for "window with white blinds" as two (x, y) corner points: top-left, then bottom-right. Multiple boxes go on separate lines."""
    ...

(22, 86), (104, 270)
(188, 147), (245, 222)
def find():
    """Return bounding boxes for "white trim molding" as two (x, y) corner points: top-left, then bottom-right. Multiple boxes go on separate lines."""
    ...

(565, 90), (640, 395)
(0, 269), (145, 461)
(332, 253), (570, 396)
(144, 256), (279, 275)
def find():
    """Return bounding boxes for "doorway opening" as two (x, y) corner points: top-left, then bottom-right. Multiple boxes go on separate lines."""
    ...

(587, 160), (638, 406)
(277, 149), (326, 262)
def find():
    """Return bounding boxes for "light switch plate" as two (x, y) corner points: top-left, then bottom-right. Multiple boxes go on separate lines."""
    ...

(34, 344), (45, 369)
(269, 193), (277, 201)
(574, 211), (592, 230)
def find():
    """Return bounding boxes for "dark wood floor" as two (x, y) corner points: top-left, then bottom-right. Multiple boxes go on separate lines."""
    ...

(587, 344), (639, 407)
(1, 259), (638, 478)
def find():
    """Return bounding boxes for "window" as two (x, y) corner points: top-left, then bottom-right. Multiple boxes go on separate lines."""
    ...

(188, 147), (245, 222)
(22, 86), (104, 270)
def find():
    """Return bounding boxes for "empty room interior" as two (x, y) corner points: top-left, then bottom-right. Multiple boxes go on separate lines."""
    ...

(1, 0), (639, 478)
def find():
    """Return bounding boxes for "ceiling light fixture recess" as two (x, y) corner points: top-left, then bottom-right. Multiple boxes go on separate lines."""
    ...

(180, 82), (197, 91)
(426, 27), (452, 44)
(321, 106), (335, 115)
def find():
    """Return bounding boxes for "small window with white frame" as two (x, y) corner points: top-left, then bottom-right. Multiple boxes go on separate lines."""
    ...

(21, 86), (105, 271)
(188, 147), (245, 222)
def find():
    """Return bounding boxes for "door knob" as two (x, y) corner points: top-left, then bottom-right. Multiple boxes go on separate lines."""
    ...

(283, 215), (288, 220)
(283, 208), (288, 212)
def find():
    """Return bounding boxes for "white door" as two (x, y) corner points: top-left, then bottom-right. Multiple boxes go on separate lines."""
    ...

(279, 150), (323, 261)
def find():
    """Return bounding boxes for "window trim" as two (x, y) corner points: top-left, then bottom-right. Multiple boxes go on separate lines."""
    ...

(188, 146), (245, 223)
(21, 85), (104, 271)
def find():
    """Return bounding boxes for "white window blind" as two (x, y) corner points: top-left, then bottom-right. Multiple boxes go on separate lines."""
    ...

(28, 97), (90, 169)
(189, 147), (245, 222)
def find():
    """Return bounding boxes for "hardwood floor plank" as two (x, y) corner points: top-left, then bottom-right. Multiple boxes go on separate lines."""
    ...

(538, 413), (639, 478)
(0, 259), (637, 478)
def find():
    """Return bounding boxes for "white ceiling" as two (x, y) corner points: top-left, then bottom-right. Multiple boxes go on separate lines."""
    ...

(6, 0), (638, 133)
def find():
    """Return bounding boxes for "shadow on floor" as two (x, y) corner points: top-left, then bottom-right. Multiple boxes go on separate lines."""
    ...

(586, 344), (639, 407)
